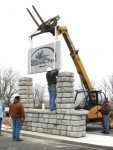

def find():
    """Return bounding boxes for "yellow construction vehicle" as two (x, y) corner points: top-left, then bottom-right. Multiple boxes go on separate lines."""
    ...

(27, 6), (113, 126)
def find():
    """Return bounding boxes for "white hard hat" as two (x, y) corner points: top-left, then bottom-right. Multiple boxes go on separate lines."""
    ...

(47, 67), (52, 72)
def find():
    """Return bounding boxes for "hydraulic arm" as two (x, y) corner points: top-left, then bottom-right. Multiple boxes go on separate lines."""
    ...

(57, 26), (93, 90)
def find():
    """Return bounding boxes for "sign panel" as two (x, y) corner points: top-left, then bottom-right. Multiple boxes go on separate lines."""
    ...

(28, 41), (61, 74)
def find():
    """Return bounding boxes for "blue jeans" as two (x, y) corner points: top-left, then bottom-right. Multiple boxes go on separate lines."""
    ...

(103, 115), (109, 133)
(48, 86), (56, 110)
(12, 118), (22, 140)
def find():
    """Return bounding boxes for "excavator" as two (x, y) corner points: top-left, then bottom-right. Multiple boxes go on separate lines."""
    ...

(27, 6), (113, 126)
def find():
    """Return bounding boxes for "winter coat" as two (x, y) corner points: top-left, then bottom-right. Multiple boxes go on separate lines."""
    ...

(0, 101), (4, 118)
(46, 69), (59, 86)
(100, 101), (110, 115)
(9, 100), (25, 120)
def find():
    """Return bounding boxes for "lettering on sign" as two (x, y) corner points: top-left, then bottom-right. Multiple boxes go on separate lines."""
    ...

(28, 41), (61, 74)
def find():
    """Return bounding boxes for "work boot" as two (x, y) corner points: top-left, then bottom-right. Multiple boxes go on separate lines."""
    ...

(0, 132), (3, 136)
(104, 132), (109, 134)
(101, 131), (105, 133)
(15, 138), (23, 141)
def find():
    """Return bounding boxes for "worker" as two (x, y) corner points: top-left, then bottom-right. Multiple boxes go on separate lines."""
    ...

(99, 97), (110, 134)
(46, 67), (59, 111)
(0, 98), (4, 136)
(9, 96), (25, 141)
(90, 94), (97, 105)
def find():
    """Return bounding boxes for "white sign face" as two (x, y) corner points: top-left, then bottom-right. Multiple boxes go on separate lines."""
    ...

(28, 41), (61, 74)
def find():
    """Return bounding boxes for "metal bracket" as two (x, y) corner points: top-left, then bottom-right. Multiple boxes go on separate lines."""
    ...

(27, 5), (60, 38)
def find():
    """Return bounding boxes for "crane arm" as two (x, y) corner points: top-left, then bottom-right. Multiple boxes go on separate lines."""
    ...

(57, 26), (93, 90)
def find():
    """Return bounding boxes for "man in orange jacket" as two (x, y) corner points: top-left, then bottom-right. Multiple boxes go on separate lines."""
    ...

(9, 96), (25, 141)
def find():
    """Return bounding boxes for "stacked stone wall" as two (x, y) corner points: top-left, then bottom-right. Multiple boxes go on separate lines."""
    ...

(20, 72), (88, 138)
(23, 109), (87, 137)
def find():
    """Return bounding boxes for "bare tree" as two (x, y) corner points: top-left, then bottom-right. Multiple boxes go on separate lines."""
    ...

(33, 82), (46, 108)
(0, 68), (20, 106)
(99, 75), (113, 100)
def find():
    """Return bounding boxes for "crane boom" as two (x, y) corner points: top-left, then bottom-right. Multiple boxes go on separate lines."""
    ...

(57, 26), (93, 90)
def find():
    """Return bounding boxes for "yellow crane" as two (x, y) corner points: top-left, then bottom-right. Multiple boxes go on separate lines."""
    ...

(27, 5), (113, 126)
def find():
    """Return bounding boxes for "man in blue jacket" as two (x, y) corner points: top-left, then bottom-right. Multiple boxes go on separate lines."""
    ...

(0, 98), (4, 136)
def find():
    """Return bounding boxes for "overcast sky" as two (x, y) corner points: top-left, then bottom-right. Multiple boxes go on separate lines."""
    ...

(0, 0), (113, 88)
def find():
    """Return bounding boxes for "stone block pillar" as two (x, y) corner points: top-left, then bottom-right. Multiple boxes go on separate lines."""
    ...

(56, 72), (88, 137)
(18, 77), (34, 108)
(57, 72), (75, 112)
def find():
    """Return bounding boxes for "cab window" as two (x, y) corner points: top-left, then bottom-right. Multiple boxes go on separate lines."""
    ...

(98, 92), (104, 104)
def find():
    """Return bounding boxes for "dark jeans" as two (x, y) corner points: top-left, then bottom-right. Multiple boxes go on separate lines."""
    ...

(12, 118), (22, 140)
(0, 118), (2, 134)
(48, 86), (56, 110)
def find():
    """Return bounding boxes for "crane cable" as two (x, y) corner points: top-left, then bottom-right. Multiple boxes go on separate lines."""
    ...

(53, 26), (58, 69)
